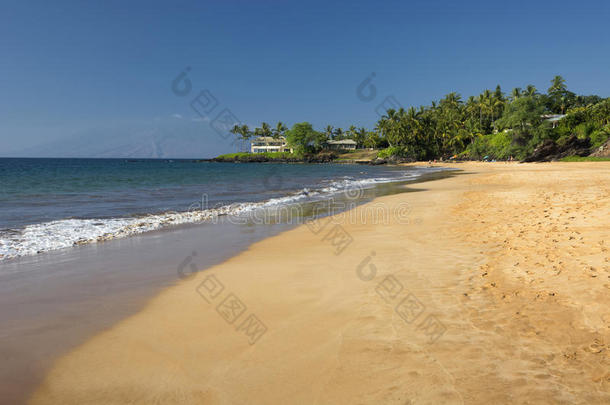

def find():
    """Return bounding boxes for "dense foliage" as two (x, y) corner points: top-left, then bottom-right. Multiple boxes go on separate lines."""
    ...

(374, 76), (609, 160)
(231, 76), (609, 160)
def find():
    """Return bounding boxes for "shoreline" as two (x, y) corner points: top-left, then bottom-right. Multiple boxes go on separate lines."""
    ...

(0, 163), (444, 262)
(0, 167), (453, 404)
(0, 218), (295, 405)
(27, 162), (610, 404)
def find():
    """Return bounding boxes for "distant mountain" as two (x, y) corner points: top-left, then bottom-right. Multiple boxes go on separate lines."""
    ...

(6, 121), (244, 158)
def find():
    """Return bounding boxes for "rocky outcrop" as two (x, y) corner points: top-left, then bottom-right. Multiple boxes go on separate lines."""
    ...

(523, 135), (591, 162)
(303, 151), (338, 163)
(589, 139), (610, 157)
(210, 154), (299, 163)
(210, 151), (337, 163)
(356, 156), (416, 165)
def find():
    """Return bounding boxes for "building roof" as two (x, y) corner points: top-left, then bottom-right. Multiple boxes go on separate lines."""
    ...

(327, 139), (357, 145)
(251, 136), (286, 142)
(541, 114), (566, 122)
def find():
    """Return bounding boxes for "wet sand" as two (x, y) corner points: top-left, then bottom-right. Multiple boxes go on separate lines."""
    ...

(0, 220), (292, 405)
(28, 162), (610, 404)
(1, 170), (450, 405)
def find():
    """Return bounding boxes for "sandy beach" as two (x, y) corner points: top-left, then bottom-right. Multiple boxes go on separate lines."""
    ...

(28, 162), (609, 404)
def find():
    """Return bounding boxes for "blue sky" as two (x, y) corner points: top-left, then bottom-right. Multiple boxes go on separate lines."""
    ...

(1, 0), (609, 156)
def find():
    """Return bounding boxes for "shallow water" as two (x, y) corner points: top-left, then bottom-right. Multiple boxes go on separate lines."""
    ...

(0, 165), (456, 404)
(0, 158), (442, 260)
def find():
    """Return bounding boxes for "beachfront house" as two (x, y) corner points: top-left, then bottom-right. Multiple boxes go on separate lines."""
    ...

(326, 139), (357, 151)
(250, 136), (293, 153)
(542, 114), (566, 128)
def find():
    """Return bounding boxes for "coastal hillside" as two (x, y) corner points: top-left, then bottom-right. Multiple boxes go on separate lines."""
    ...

(229, 76), (609, 163)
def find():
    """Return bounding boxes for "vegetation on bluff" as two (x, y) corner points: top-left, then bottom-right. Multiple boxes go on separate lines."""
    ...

(228, 76), (609, 162)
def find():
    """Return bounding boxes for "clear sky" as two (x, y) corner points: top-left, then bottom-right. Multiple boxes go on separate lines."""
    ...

(1, 0), (609, 156)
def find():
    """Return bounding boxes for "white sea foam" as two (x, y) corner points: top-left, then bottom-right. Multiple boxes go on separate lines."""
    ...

(0, 169), (438, 260)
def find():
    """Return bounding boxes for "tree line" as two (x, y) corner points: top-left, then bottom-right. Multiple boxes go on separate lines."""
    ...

(231, 76), (610, 160)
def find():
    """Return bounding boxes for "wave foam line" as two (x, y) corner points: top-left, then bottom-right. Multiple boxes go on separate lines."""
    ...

(0, 170), (434, 260)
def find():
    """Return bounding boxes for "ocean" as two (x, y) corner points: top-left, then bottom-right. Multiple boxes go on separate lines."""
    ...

(0, 158), (445, 260)
(0, 157), (453, 403)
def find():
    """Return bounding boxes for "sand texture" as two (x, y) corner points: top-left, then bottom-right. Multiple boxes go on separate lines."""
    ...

(29, 162), (610, 404)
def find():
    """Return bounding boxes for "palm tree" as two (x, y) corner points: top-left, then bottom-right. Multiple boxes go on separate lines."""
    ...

(260, 122), (272, 137)
(324, 125), (334, 140)
(363, 131), (380, 149)
(464, 119), (482, 145)
(230, 124), (240, 138)
(477, 93), (486, 127)
(230, 124), (251, 152)
(493, 86), (506, 120)
(447, 129), (470, 153)
(239, 124), (251, 141)
(272, 121), (287, 139)
(353, 127), (367, 147)
(465, 96), (481, 132)
(376, 109), (398, 146)
(333, 127), (344, 140)
(525, 84), (537, 97)
(437, 93), (465, 155)
(482, 89), (493, 121)
(403, 107), (424, 152)
(230, 124), (241, 150)
(511, 87), (522, 102)
(441, 92), (462, 109)
(481, 89), (503, 123)
(254, 122), (272, 138)
(548, 75), (566, 95)
(548, 76), (569, 114)
(347, 125), (357, 139)
(494, 85), (504, 102)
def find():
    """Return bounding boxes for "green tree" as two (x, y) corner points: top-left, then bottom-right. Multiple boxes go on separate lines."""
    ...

(493, 85), (506, 121)
(437, 93), (463, 154)
(272, 121), (287, 139)
(496, 96), (547, 150)
(494, 85), (505, 102)
(346, 125), (357, 140)
(256, 122), (273, 138)
(591, 99), (610, 126)
(376, 109), (401, 146)
(285, 122), (323, 155)
(363, 131), (382, 149)
(548, 75), (567, 95)
(230, 124), (240, 139)
(547, 75), (574, 114)
(525, 84), (538, 97)
(465, 96), (480, 128)
(239, 124), (252, 141)
(230, 125), (241, 151)
(353, 127), (367, 147)
(324, 125), (334, 140)
(230, 124), (252, 152)
(333, 127), (344, 140)
(511, 87), (522, 102)
(497, 96), (545, 131)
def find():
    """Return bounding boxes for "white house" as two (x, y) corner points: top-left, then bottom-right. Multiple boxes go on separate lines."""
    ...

(542, 114), (566, 128)
(326, 139), (357, 151)
(250, 136), (293, 153)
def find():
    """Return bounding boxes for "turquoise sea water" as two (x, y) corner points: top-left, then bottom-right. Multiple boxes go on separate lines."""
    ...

(0, 158), (442, 259)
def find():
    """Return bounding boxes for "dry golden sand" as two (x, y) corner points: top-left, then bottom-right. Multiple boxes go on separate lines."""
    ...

(29, 163), (609, 405)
